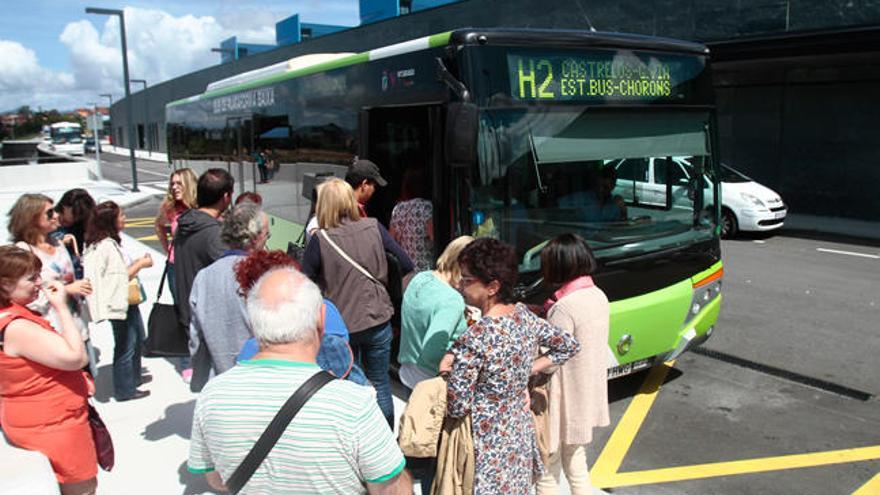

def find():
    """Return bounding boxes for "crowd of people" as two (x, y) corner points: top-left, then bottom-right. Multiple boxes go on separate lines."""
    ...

(0, 159), (613, 495)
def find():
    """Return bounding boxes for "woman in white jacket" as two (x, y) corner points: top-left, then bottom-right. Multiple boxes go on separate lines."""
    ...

(83, 201), (153, 401)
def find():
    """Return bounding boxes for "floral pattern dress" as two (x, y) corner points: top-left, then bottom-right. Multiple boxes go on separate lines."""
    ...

(390, 198), (433, 272)
(447, 303), (581, 495)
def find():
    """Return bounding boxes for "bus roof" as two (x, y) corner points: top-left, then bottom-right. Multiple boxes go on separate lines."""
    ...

(50, 121), (81, 128)
(167, 27), (709, 108)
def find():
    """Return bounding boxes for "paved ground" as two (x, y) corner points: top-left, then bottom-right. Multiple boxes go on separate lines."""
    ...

(583, 234), (880, 494)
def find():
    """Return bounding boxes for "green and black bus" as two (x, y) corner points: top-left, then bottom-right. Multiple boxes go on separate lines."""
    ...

(166, 28), (723, 378)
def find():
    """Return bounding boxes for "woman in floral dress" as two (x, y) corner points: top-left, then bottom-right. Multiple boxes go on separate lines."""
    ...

(444, 238), (580, 495)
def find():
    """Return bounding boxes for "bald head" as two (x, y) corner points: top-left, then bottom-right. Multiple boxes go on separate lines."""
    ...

(246, 268), (324, 346)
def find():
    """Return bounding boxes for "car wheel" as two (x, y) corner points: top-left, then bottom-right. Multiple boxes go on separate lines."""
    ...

(721, 208), (738, 238)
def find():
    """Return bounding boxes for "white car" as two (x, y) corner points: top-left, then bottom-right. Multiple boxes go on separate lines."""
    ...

(714, 163), (786, 237)
(611, 157), (786, 237)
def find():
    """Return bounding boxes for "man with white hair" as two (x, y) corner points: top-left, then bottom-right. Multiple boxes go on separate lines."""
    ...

(188, 201), (270, 390)
(188, 268), (411, 494)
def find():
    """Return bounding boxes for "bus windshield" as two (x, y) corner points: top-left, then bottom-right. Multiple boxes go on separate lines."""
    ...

(471, 107), (717, 271)
(51, 126), (82, 144)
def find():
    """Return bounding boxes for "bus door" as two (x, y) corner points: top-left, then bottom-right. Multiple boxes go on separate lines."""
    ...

(363, 105), (444, 240)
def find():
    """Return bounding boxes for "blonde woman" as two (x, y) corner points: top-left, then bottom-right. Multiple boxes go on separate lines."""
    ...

(398, 235), (473, 389)
(153, 168), (197, 304)
(300, 178), (413, 426)
(7, 193), (93, 372)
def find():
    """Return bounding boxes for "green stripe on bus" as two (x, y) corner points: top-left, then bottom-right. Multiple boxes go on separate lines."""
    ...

(428, 31), (453, 48)
(168, 31), (452, 108)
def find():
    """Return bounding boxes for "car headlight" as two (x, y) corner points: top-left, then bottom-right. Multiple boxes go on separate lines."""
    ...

(740, 192), (766, 208)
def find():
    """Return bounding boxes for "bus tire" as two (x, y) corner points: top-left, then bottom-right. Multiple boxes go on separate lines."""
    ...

(721, 207), (738, 238)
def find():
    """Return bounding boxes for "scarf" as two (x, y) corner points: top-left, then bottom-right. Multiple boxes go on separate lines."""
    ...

(542, 275), (595, 315)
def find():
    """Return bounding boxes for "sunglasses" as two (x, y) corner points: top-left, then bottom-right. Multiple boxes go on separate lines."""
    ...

(45, 208), (57, 220)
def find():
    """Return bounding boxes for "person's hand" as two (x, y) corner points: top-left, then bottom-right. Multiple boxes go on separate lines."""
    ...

(438, 352), (454, 377)
(67, 278), (93, 296)
(138, 253), (153, 269)
(61, 234), (79, 256)
(523, 388), (531, 412)
(42, 280), (68, 307)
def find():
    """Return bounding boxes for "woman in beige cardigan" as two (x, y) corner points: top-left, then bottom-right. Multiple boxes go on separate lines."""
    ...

(535, 233), (610, 495)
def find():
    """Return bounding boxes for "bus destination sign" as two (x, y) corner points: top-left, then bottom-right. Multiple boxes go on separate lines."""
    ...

(507, 50), (703, 102)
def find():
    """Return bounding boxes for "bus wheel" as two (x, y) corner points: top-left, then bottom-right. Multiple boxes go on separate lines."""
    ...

(721, 208), (738, 238)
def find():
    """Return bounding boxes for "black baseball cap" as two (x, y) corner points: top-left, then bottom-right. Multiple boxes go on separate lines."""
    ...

(349, 159), (388, 187)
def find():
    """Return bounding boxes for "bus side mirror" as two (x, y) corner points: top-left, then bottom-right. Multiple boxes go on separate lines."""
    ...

(445, 103), (478, 168)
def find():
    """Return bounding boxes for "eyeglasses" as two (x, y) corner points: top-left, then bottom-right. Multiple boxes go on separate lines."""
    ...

(45, 208), (57, 220)
(459, 275), (481, 287)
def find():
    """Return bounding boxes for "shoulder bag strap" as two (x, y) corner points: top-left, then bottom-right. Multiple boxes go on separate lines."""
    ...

(155, 260), (170, 300)
(318, 229), (380, 284)
(225, 370), (336, 494)
(156, 231), (174, 300)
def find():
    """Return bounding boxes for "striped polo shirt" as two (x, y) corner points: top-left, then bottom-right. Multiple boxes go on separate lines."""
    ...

(188, 359), (405, 494)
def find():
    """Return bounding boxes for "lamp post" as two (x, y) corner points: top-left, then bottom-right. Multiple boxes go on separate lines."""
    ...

(86, 7), (138, 191)
(130, 78), (148, 155)
(87, 102), (103, 180)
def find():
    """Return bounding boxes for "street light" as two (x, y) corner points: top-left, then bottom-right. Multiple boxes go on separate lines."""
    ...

(130, 79), (149, 155)
(86, 6), (138, 192)
(100, 93), (113, 106)
(87, 102), (103, 180)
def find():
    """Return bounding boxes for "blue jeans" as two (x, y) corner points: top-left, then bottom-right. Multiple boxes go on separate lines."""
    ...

(110, 305), (145, 400)
(349, 321), (394, 426)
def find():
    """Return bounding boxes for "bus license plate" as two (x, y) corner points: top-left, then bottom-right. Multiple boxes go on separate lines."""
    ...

(607, 359), (651, 379)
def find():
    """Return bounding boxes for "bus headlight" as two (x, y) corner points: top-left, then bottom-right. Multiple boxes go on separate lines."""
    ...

(686, 269), (722, 327)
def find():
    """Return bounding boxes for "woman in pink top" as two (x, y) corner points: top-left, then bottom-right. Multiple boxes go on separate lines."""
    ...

(153, 168), (197, 304)
(536, 233), (611, 495)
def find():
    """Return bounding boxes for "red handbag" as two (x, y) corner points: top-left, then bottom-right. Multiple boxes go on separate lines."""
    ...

(88, 404), (115, 471)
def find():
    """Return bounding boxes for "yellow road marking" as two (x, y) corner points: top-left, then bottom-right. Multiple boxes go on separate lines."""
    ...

(605, 446), (880, 488)
(590, 360), (880, 490)
(853, 473), (880, 494)
(590, 361), (674, 487)
(135, 235), (158, 241)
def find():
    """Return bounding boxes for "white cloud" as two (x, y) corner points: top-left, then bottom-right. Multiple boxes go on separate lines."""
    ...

(0, 40), (76, 111)
(1, 6), (294, 112)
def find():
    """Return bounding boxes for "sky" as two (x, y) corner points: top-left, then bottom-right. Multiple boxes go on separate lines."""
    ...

(0, 0), (361, 112)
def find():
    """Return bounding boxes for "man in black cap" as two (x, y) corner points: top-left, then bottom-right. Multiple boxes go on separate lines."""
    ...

(345, 158), (387, 218)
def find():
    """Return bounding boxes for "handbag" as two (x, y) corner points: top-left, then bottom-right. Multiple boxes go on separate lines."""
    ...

(144, 261), (189, 357)
(225, 371), (335, 494)
(127, 277), (144, 305)
(287, 226), (307, 264)
(88, 404), (115, 471)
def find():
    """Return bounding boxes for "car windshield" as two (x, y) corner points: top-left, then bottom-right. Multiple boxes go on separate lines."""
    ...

(472, 107), (717, 270)
(719, 164), (751, 183)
